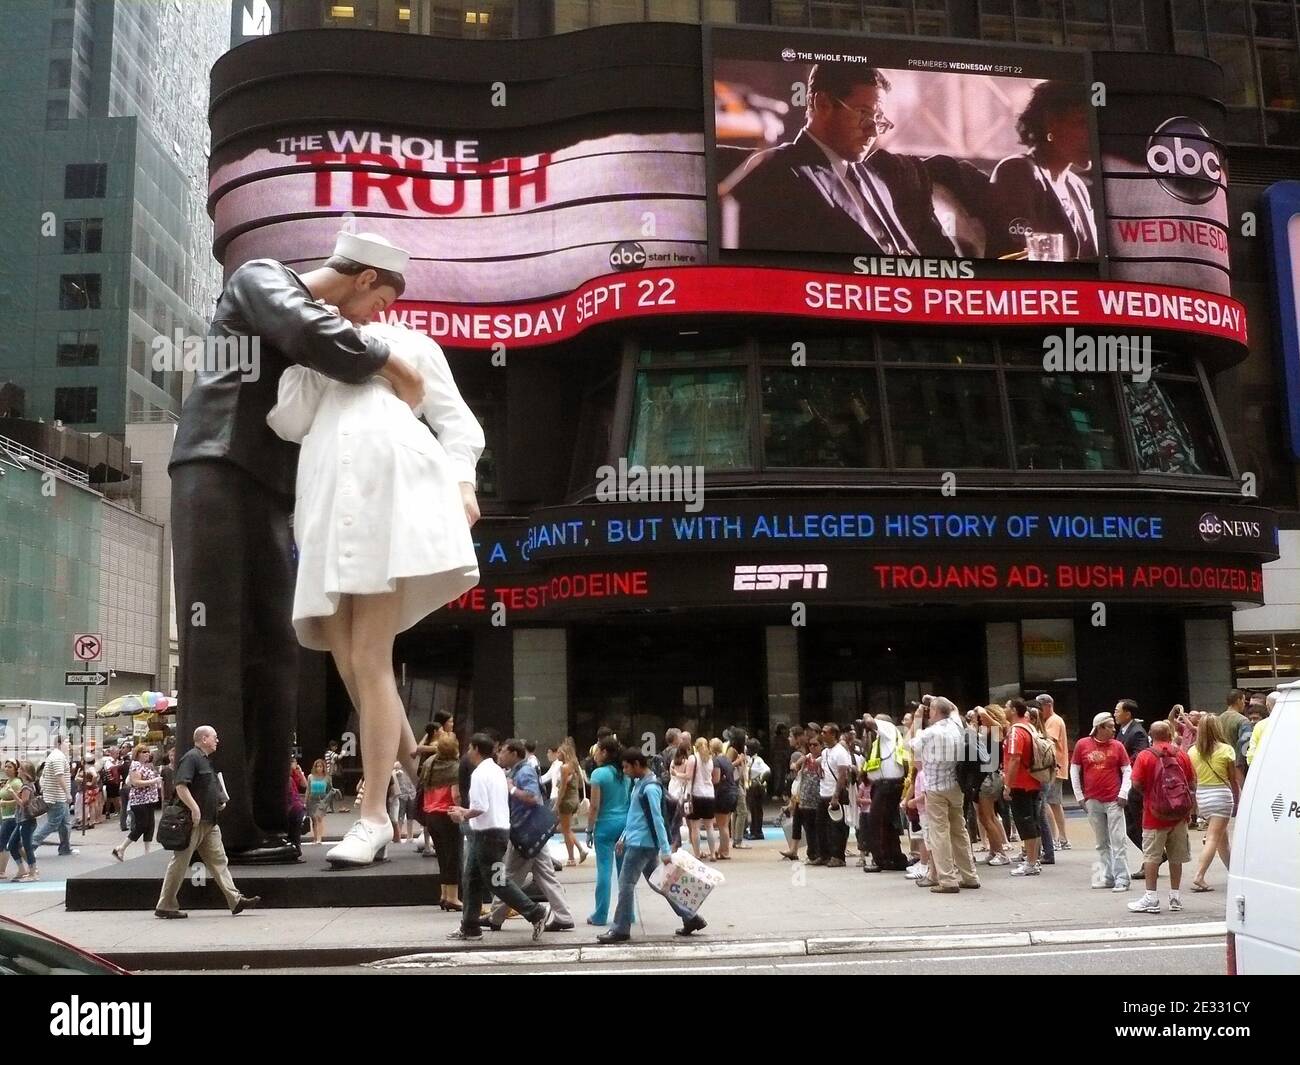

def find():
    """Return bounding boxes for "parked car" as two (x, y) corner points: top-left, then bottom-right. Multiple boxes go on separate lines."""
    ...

(0, 914), (129, 975)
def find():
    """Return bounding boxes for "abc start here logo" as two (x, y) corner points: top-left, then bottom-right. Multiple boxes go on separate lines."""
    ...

(1145, 116), (1224, 205)
(609, 241), (647, 271)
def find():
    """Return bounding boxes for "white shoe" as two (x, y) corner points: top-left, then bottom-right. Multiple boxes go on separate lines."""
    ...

(1112, 880), (1131, 893)
(1010, 862), (1040, 877)
(1127, 892), (1160, 914)
(905, 865), (923, 880)
(987, 853), (1010, 866)
(325, 817), (390, 867)
(1168, 895), (1183, 912)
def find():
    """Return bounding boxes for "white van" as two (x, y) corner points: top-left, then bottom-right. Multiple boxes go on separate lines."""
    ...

(0, 700), (80, 764)
(1226, 680), (1300, 975)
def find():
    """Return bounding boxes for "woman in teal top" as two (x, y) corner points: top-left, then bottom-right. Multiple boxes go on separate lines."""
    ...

(586, 737), (632, 926)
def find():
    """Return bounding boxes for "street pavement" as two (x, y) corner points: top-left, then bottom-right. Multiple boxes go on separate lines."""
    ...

(2, 808), (1230, 972)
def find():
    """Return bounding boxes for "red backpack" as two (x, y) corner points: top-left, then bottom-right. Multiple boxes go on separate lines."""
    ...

(1146, 746), (1193, 821)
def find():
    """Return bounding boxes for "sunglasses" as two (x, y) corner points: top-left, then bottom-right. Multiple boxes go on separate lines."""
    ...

(830, 96), (895, 134)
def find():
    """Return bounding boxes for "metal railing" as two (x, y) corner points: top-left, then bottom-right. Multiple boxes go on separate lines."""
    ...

(0, 433), (90, 485)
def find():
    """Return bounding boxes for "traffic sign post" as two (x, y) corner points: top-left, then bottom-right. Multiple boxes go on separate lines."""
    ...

(73, 633), (103, 662)
(65, 667), (108, 840)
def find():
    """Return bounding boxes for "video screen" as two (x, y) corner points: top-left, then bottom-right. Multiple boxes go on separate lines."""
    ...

(711, 29), (1099, 264)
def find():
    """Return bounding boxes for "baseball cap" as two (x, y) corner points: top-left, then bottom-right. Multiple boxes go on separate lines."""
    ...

(1091, 712), (1115, 733)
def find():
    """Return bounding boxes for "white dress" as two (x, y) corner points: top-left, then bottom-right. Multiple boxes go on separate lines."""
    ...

(267, 322), (484, 651)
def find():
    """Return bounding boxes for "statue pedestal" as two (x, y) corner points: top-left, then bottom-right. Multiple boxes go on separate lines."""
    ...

(66, 845), (442, 911)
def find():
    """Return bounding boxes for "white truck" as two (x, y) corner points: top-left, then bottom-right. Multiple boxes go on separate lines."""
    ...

(0, 700), (80, 765)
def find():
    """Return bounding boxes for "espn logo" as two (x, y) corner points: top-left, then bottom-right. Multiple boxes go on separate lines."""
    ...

(734, 563), (828, 591)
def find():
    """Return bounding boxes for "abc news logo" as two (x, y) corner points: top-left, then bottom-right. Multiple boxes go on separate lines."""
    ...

(1145, 117), (1223, 205)
(734, 563), (828, 591)
(1197, 512), (1262, 544)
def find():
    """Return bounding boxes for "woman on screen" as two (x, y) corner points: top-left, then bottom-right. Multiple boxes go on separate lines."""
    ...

(990, 81), (1098, 261)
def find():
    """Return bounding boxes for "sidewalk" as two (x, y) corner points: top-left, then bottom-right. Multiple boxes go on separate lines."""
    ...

(2, 813), (1229, 969)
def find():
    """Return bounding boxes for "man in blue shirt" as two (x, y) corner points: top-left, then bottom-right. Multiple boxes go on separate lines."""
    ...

(485, 740), (574, 932)
(596, 747), (707, 944)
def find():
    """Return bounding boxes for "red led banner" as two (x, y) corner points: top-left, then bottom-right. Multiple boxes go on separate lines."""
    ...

(385, 267), (1248, 350)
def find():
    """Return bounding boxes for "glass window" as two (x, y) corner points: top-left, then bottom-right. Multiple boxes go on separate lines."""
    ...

(1211, 35), (1259, 106)
(811, 1), (864, 29)
(758, 335), (874, 362)
(1113, 0), (1145, 24)
(1275, 632), (1300, 678)
(1265, 108), (1300, 145)
(1207, 0), (1247, 33)
(591, 0), (646, 23)
(51, 19), (73, 47)
(879, 333), (996, 364)
(64, 163), (107, 199)
(63, 219), (83, 253)
(54, 387), (97, 424)
(57, 330), (99, 367)
(553, 0), (591, 30)
(705, 0), (738, 19)
(48, 58), (71, 89)
(58, 274), (101, 309)
(130, 337), (148, 374)
(1122, 376), (1229, 475)
(762, 369), (885, 468)
(648, 0), (700, 20)
(629, 369), (752, 469)
(84, 219), (102, 253)
(772, 0), (811, 25)
(1016, 0), (1065, 42)
(1259, 46), (1300, 110)
(45, 100), (68, 129)
(1253, 1), (1297, 39)
(1233, 633), (1277, 681)
(1172, 0), (1207, 30)
(886, 369), (1009, 468)
(1006, 373), (1125, 470)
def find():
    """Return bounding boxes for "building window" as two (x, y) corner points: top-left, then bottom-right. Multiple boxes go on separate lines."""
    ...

(762, 369), (886, 468)
(56, 330), (100, 367)
(630, 364), (752, 469)
(1005, 373), (1125, 470)
(45, 100), (68, 129)
(54, 386), (98, 424)
(886, 368), (1009, 468)
(64, 163), (107, 198)
(51, 18), (74, 48)
(1122, 375), (1229, 476)
(1233, 631), (1300, 684)
(63, 218), (103, 254)
(59, 274), (101, 309)
(48, 58), (71, 89)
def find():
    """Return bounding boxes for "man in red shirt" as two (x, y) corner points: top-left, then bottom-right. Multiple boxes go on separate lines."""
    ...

(1070, 712), (1132, 892)
(1002, 699), (1042, 877)
(1126, 720), (1196, 914)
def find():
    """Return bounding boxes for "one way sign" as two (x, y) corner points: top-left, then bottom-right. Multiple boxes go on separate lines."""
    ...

(65, 671), (108, 686)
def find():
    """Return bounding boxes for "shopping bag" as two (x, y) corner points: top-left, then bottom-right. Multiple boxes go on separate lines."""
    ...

(648, 849), (724, 918)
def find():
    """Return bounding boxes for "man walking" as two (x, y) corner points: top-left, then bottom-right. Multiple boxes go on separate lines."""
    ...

(596, 748), (706, 944)
(1127, 721), (1196, 915)
(1036, 694), (1071, 849)
(448, 734), (549, 942)
(1070, 713), (1132, 892)
(485, 740), (573, 932)
(862, 714), (909, 872)
(1114, 699), (1149, 851)
(31, 736), (76, 857)
(909, 697), (980, 892)
(156, 726), (260, 918)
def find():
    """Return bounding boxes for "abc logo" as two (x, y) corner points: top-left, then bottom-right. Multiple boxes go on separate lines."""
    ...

(1145, 117), (1223, 205)
(1007, 217), (1035, 237)
(1198, 512), (1222, 543)
(609, 242), (647, 270)
(781, 47), (798, 61)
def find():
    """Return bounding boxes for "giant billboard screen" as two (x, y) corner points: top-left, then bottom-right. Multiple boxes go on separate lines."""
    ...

(707, 27), (1100, 267)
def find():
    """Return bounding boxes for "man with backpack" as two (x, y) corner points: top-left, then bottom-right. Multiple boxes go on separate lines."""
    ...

(1126, 720), (1196, 915)
(1003, 699), (1049, 877)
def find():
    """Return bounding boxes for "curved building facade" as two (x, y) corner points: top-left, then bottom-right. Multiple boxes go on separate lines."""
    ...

(207, 23), (1281, 753)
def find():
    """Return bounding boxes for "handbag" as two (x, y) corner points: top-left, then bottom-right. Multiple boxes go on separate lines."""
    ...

(157, 801), (194, 850)
(510, 799), (559, 860)
(28, 792), (49, 819)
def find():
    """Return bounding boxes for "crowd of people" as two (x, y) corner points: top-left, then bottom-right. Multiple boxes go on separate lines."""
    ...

(0, 685), (1277, 939)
